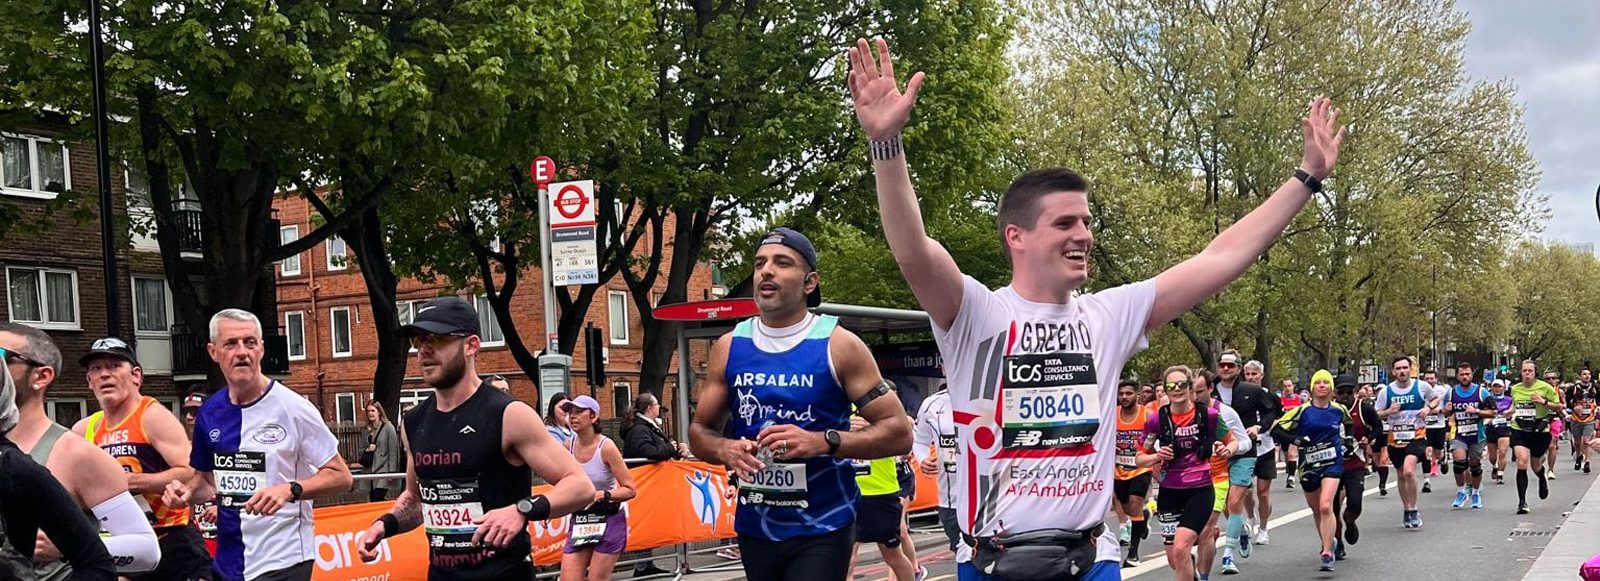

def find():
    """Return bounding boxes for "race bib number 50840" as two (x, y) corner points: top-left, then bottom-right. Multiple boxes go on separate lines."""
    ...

(1000, 353), (1100, 450)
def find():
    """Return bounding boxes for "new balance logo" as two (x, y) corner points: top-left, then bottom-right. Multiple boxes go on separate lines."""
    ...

(459, 425), (476, 434)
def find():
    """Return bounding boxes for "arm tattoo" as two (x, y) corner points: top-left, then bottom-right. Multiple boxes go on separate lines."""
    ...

(392, 490), (423, 532)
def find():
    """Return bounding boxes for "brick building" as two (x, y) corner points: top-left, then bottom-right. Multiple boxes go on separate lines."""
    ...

(0, 115), (181, 425)
(272, 193), (719, 432)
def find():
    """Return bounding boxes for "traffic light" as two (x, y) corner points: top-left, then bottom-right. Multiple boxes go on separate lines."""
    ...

(585, 324), (606, 387)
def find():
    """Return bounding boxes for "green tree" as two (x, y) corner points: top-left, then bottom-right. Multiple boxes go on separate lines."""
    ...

(1012, 0), (1541, 377)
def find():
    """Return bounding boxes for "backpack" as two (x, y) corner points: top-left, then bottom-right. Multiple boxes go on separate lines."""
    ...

(1158, 403), (1214, 460)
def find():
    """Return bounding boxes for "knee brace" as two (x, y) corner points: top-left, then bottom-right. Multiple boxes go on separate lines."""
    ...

(1470, 465), (1483, 478)
(1453, 459), (1470, 474)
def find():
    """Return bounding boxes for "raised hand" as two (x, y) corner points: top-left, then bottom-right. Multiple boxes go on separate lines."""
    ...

(848, 37), (925, 142)
(1300, 96), (1348, 180)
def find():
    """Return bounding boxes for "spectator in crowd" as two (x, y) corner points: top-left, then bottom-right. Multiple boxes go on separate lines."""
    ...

(483, 374), (511, 393)
(623, 392), (687, 578)
(361, 401), (403, 502)
(547, 391), (576, 447)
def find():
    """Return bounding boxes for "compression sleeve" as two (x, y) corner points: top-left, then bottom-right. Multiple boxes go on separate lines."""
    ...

(912, 399), (938, 462)
(90, 493), (161, 573)
(3, 449), (116, 581)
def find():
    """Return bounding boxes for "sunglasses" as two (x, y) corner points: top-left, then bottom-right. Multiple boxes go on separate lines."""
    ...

(1164, 380), (1191, 392)
(1218, 362), (1238, 369)
(0, 347), (43, 368)
(409, 333), (471, 349)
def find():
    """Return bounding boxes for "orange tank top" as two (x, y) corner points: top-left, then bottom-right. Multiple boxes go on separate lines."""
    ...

(86, 396), (189, 528)
(1115, 405), (1151, 480)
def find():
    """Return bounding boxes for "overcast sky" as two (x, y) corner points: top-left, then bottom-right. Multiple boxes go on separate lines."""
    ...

(1456, 0), (1600, 251)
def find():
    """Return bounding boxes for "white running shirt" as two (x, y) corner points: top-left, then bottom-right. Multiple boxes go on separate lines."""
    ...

(933, 275), (1156, 564)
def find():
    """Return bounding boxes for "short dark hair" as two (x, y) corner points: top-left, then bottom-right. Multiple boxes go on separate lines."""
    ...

(997, 168), (1089, 262)
(1118, 379), (1139, 391)
(1456, 361), (1473, 370)
(1195, 370), (1221, 388)
(1392, 355), (1411, 366)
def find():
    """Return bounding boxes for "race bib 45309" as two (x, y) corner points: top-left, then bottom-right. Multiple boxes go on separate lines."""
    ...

(213, 451), (266, 506)
(999, 353), (1100, 450)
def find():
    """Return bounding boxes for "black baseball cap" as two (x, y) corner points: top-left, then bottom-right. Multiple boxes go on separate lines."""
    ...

(1335, 374), (1358, 390)
(79, 337), (140, 367)
(759, 227), (823, 307)
(399, 297), (481, 337)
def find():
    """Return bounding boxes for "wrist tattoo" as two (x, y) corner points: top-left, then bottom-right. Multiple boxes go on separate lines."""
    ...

(870, 134), (903, 161)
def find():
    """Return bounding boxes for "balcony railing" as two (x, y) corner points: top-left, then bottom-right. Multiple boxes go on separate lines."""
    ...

(172, 331), (290, 377)
(172, 200), (203, 254)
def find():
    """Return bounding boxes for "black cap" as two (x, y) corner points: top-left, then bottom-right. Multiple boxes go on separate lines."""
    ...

(399, 297), (481, 337)
(1335, 374), (1358, 390)
(79, 337), (140, 367)
(759, 227), (822, 307)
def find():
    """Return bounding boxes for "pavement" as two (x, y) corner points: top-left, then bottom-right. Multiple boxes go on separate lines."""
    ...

(665, 457), (1600, 580)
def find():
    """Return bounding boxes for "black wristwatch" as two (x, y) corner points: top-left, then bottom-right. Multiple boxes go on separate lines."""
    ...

(1292, 168), (1323, 193)
(603, 490), (613, 503)
(824, 429), (842, 455)
(288, 481), (304, 501)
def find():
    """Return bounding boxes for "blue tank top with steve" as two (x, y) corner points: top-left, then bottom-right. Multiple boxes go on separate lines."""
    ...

(725, 314), (857, 541)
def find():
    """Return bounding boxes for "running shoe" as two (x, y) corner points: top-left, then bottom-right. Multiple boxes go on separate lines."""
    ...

(1256, 528), (1270, 546)
(1126, 553), (1142, 566)
(1585, 462), (1592, 474)
(915, 566), (929, 581)
(1221, 556), (1239, 575)
(1547, 470), (1557, 481)
(716, 547), (741, 560)
(1452, 488), (1468, 509)
(1517, 503), (1530, 515)
(1239, 527), (1252, 559)
(1422, 478), (1432, 493)
(1413, 511), (1423, 528)
(1539, 473), (1550, 499)
(1577, 460), (1584, 472)
(1334, 539), (1346, 561)
(1286, 480), (1295, 490)
(1470, 487), (1483, 509)
(1320, 553), (1336, 572)
(1343, 516), (1359, 545)
(1379, 486), (1389, 496)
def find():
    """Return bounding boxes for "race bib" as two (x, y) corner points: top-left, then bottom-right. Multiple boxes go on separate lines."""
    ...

(999, 353), (1100, 450)
(1157, 512), (1179, 538)
(212, 451), (266, 506)
(421, 478), (485, 555)
(738, 463), (808, 508)
(938, 434), (958, 474)
(1426, 414), (1448, 428)
(851, 458), (872, 476)
(1116, 451), (1138, 469)
(1303, 441), (1338, 465)
(1491, 417), (1509, 427)
(1578, 405), (1593, 417)
(1456, 422), (1478, 436)
(1513, 403), (1536, 419)
(1390, 429), (1416, 445)
(569, 510), (610, 547)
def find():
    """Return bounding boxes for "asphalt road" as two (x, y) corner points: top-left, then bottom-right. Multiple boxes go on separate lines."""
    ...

(837, 462), (1598, 581)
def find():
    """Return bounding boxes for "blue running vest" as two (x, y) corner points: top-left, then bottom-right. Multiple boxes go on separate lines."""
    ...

(725, 315), (858, 541)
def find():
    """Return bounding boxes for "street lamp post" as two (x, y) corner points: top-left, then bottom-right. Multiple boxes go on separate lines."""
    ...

(89, 0), (121, 338)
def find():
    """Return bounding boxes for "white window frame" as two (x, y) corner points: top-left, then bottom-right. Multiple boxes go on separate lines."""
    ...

(474, 295), (506, 348)
(397, 300), (423, 352)
(1, 133), (71, 200)
(400, 388), (436, 412)
(334, 392), (358, 423)
(45, 399), (87, 427)
(326, 235), (348, 271)
(330, 306), (353, 358)
(5, 267), (81, 330)
(280, 225), (302, 276)
(285, 311), (307, 361)
(607, 291), (629, 345)
(130, 276), (173, 335)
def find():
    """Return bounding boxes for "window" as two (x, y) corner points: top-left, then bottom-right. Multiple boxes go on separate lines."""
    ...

(7, 267), (79, 329)
(280, 226), (301, 276)
(285, 311), (306, 361)
(608, 291), (629, 344)
(612, 381), (631, 424)
(1, 134), (69, 199)
(46, 399), (86, 427)
(132, 277), (170, 334)
(474, 296), (505, 346)
(330, 306), (352, 357)
(124, 165), (151, 209)
(400, 388), (435, 414)
(335, 393), (357, 423)
(326, 235), (348, 271)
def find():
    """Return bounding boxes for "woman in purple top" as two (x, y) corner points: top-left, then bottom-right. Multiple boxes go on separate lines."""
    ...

(1138, 366), (1236, 581)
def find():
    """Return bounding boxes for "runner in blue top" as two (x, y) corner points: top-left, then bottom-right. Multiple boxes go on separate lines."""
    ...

(1446, 362), (1495, 509)
(1272, 370), (1352, 572)
(163, 310), (354, 581)
(688, 228), (912, 581)
(1486, 379), (1514, 484)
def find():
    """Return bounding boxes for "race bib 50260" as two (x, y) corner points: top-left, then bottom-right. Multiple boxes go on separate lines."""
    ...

(738, 463), (808, 508)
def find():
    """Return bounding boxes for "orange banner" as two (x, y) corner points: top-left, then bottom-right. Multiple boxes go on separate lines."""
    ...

(310, 460), (939, 580)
